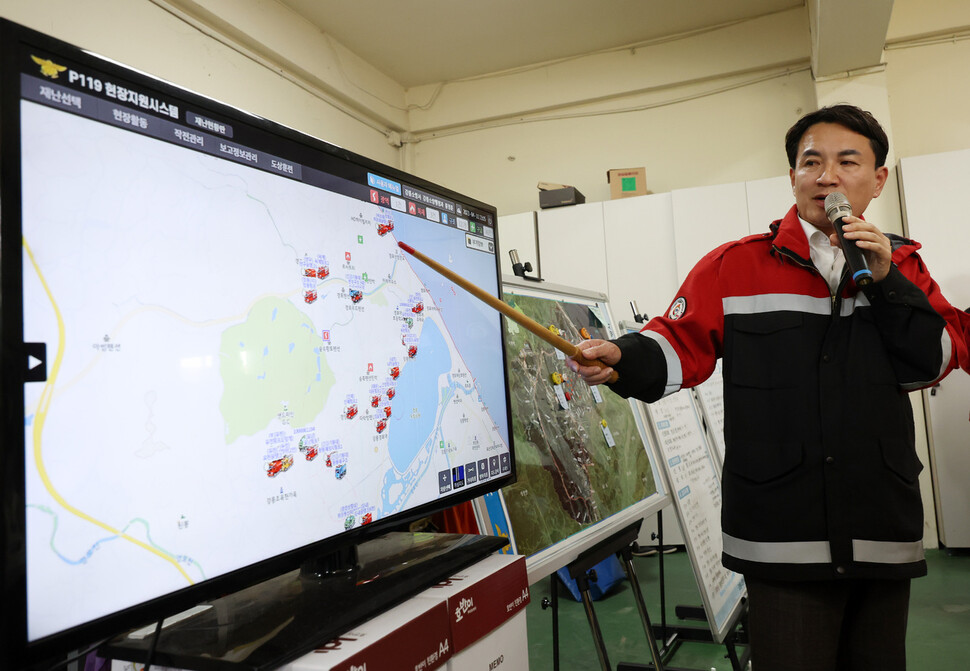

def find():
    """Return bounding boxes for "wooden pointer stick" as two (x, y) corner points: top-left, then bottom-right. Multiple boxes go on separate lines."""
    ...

(397, 241), (618, 384)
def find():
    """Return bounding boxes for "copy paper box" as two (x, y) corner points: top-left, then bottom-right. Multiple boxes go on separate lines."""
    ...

(607, 167), (648, 199)
(447, 609), (528, 671)
(283, 596), (452, 671)
(416, 554), (530, 670)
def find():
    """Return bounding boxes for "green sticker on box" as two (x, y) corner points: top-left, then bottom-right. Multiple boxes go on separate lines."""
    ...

(621, 176), (637, 192)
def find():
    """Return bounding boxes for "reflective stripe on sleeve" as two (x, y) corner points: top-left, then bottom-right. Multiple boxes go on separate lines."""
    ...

(640, 330), (682, 398)
(939, 327), (954, 379)
(900, 327), (953, 391)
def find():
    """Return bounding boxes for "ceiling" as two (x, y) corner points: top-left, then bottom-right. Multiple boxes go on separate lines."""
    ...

(275, 0), (807, 88)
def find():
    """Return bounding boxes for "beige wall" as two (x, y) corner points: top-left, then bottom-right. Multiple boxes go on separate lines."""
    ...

(887, 43), (970, 160)
(409, 70), (816, 218)
(405, 7), (817, 216)
(884, 0), (970, 160)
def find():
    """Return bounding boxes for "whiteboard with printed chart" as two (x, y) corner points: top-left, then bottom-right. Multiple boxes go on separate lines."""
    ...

(639, 377), (746, 644)
(474, 277), (668, 583)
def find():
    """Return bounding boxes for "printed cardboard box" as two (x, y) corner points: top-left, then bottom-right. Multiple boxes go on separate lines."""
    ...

(416, 554), (530, 671)
(607, 167), (648, 199)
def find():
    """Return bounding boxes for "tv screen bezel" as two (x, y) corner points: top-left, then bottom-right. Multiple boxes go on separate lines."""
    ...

(0, 18), (515, 667)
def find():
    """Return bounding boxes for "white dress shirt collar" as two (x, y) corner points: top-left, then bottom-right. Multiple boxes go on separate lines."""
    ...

(798, 216), (844, 294)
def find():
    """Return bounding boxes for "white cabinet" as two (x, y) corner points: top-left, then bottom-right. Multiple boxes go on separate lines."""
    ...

(602, 192), (677, 324)
(900, 150), (970, 548)
(745, 175), (796, 235)
(670, 182), (752, 285)
(536, 200), (608, 294)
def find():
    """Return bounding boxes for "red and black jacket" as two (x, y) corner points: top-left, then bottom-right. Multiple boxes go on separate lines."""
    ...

(607, 205), (964, 581)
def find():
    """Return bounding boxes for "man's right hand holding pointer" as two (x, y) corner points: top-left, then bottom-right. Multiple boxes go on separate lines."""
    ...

(566, 339), (622, 386)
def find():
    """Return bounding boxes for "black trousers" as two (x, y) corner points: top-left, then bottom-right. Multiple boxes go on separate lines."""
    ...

(745, 576), (911, 671)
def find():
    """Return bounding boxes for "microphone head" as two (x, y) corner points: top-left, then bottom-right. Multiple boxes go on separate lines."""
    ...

(824, 192), (852, 223)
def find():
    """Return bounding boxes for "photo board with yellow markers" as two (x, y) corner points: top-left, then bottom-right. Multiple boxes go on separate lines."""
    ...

(474, 276), (668, 583)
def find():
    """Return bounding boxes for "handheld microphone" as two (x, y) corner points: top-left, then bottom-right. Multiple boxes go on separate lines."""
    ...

(824, 192), (873, 287)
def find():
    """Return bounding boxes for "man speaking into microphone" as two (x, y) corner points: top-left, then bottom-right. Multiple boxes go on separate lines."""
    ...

(567, 105), (967, 670)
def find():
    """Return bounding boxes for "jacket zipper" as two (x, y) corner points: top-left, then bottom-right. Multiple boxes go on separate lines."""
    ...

(774, 245), (842, 312)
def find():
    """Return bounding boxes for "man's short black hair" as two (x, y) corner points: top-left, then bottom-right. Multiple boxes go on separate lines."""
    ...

(785, 104), (889, 169)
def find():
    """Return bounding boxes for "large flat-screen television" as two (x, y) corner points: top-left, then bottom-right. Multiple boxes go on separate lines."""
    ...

(0, 19), (514, 669)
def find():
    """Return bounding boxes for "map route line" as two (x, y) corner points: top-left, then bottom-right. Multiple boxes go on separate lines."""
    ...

(28, 504), (205, 579)
(23, 236), (196, 585)
(199, 166), (299, 258)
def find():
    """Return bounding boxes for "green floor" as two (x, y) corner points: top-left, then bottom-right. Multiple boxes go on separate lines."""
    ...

(525, 548), (970, 670)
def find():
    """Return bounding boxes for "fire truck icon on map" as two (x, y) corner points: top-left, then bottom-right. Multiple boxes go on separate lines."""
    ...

(266, 455), (294, 477)
(390, 367), (400, 380)
(350, 290), (363, 303)
(411, 302), (423, 314)
(299, 438), (319, 461)
(345, 404), (358, 419)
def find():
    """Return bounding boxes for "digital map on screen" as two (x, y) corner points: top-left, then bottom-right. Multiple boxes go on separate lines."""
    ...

(21, 98), (509, 639)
